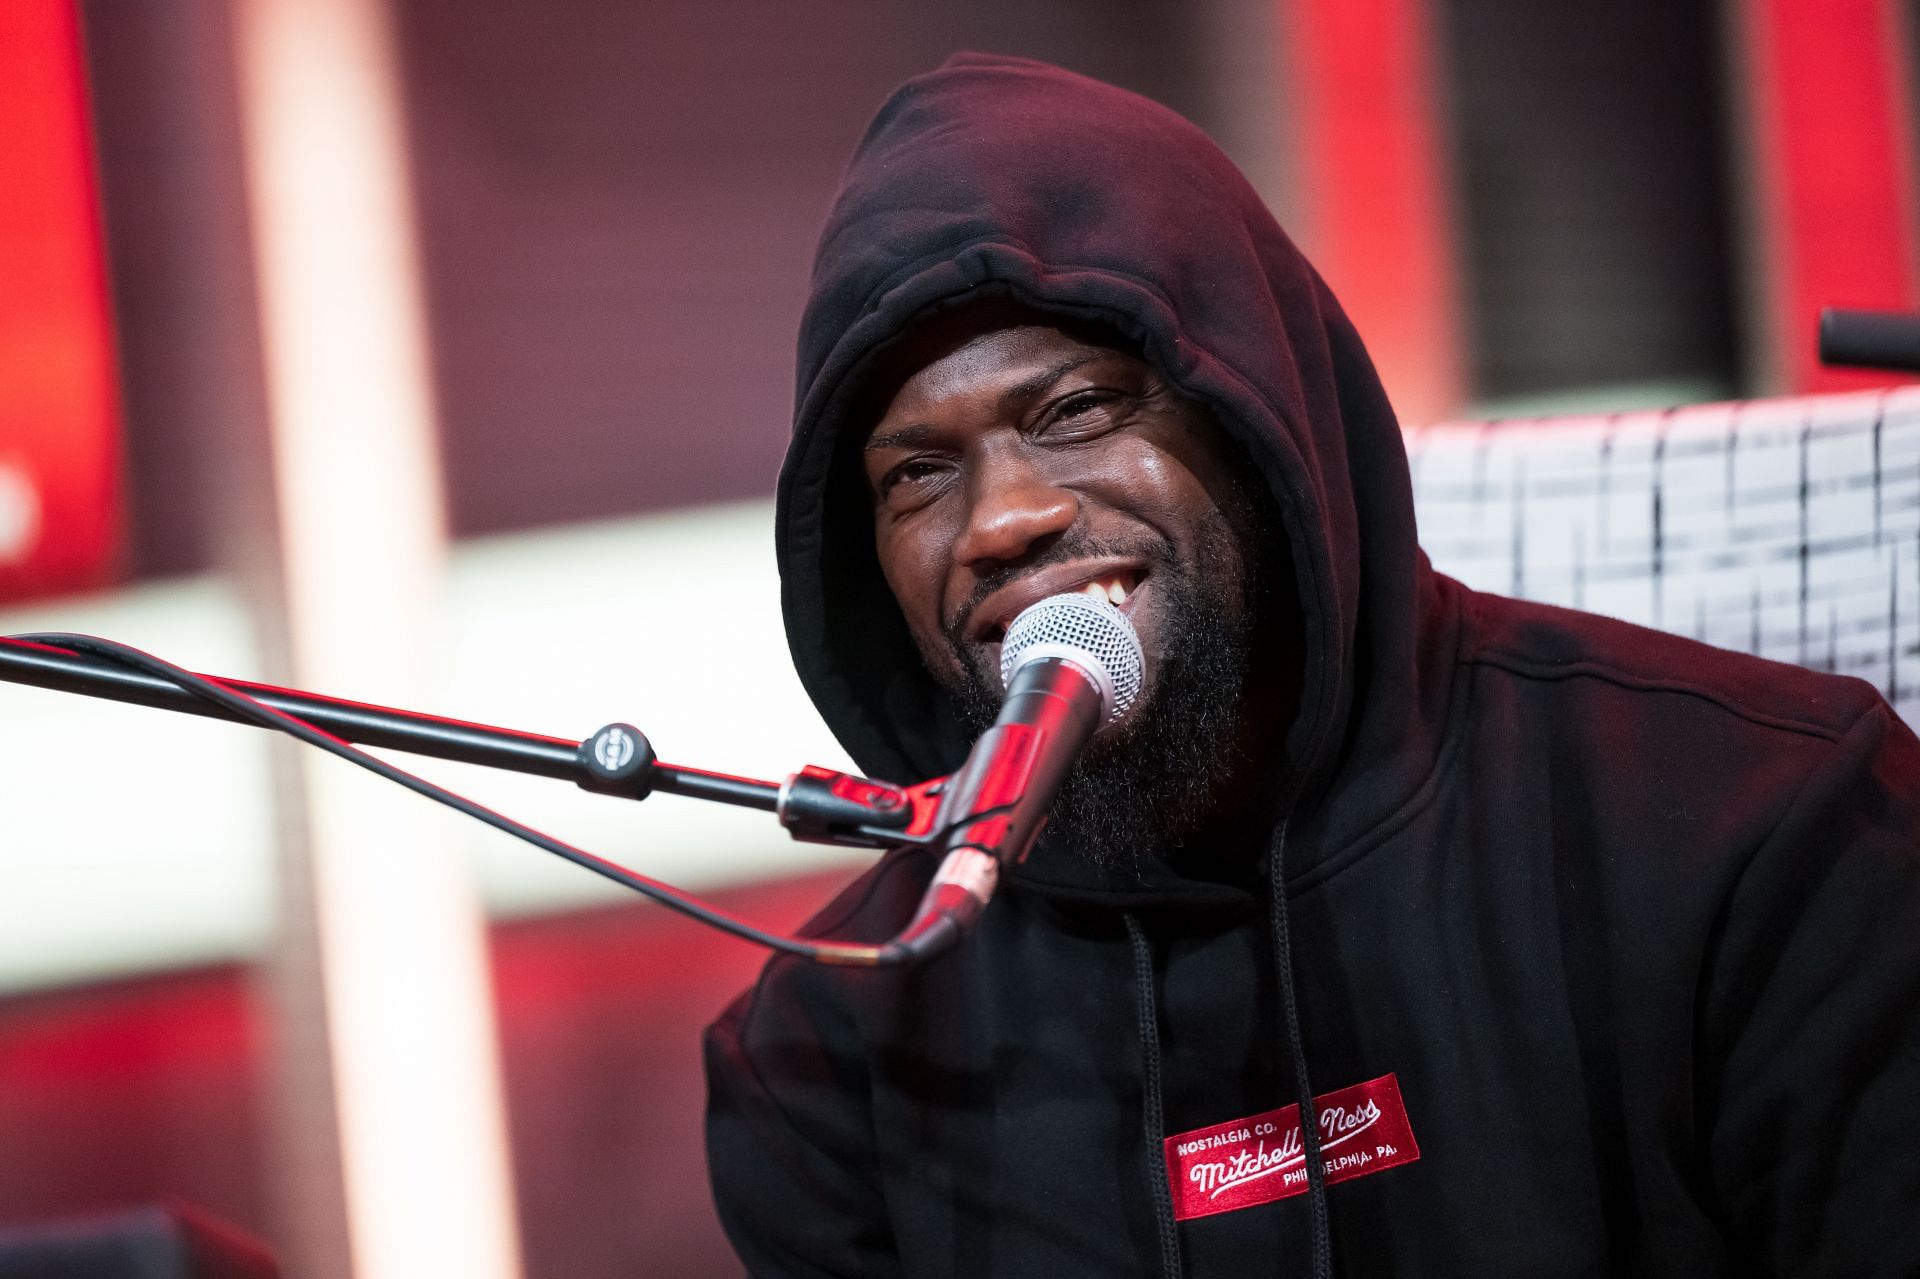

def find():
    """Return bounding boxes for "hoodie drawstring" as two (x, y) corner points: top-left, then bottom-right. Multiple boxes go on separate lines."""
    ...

(1125, 819), (1331, 1279)
(1268, 820), (1332, 1278)
(1124, 912), (1184, 1278)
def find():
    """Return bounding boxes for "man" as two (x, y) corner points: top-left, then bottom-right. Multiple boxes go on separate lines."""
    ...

(706, 54), (1920, 1277)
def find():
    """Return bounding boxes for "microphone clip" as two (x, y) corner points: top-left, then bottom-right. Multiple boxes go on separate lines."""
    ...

(777, 764), (947, 849)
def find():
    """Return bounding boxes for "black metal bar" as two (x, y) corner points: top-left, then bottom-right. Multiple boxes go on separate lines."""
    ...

(1819, 307), (1920, 373)
(651, 763), (782, 811)
(0, 636), (783, 810)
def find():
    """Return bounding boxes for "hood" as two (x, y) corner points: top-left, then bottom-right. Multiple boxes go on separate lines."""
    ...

(776, 54), (1454, 885)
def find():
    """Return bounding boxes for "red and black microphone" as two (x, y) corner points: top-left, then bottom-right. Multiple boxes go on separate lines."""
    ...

(892, 592), (1145, 960)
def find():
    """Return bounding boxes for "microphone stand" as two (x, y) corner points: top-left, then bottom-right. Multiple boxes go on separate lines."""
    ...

(0, 633), (967, 965)
(0, 634), (935, 848)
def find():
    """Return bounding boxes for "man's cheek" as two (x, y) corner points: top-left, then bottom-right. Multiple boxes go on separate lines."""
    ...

(908, 619), (974, 693)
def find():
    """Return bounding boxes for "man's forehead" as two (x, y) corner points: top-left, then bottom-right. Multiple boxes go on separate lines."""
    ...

(859, 297), (1140, 438)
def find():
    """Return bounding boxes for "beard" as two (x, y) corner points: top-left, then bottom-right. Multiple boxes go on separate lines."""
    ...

(938, 520), (1261, 871)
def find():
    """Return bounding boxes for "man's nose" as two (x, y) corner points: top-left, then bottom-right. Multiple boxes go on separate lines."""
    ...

(952, 445), (1078, 568)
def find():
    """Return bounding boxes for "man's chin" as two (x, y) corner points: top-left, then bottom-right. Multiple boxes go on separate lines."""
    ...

(945, 601), (1252, 870)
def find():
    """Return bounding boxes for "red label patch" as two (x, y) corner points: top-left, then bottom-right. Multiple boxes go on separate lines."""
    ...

(1163, 1073), (1420, 1221)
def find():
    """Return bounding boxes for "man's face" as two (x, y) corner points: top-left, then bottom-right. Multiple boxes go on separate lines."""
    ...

(862, 319), (1281, 865)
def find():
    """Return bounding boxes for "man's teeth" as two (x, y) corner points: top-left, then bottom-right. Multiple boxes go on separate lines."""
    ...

(1079, 579), (1131, 606)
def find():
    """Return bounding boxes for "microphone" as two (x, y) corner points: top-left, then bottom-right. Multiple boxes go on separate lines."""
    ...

(892, 591), (1145, 959)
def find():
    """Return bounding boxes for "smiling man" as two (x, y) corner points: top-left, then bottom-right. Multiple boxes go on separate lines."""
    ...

(705, 55), (1920, 1278)
(861, 305), (1294, 871)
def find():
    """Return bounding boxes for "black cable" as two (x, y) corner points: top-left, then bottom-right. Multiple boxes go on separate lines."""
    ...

(12, 633), (924, 967)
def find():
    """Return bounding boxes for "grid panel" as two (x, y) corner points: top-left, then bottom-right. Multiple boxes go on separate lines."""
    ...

(1409, 388), (1920, 719)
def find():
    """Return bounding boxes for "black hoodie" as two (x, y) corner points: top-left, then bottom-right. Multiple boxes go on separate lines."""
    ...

(705, 55), (1920, 1277)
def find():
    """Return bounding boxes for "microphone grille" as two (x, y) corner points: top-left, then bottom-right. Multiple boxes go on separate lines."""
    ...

(999, 592), (1145, 725)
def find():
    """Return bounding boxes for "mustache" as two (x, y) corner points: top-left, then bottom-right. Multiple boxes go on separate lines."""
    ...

(941, 530), (1176, 653)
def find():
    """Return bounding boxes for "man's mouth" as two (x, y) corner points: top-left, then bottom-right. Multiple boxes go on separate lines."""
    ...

(1074, 573), (1138, 609)
(976, 567), (1147, 643)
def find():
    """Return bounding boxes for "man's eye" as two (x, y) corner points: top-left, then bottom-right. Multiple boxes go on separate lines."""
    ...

(891, 459), (940, 485)
(879, 458), (948, 506)
(1056, 391), (1114, 418)
(1041, 390), (1125, 436)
